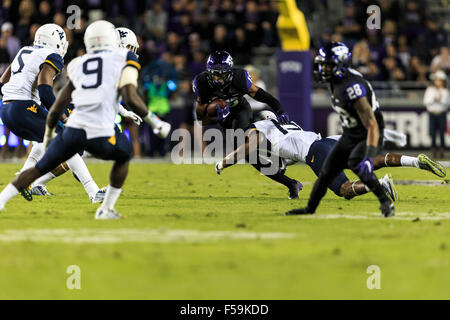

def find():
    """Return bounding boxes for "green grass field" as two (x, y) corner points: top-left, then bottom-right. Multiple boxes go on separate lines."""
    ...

(0, 162), (449, 299)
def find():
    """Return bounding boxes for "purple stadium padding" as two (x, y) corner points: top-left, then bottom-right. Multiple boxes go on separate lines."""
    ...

(276, 50), (312, 130)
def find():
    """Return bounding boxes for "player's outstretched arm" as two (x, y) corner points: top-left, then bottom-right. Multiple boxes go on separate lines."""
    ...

(216, 129), (260, 174)
(120, 83), (150, 118)
(120, 66), (171, 138)
(247, 84), (287, 121)
(119, 66), (158, 119)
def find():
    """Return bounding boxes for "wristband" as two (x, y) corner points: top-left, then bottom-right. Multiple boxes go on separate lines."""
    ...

(365, 145), (378, 158)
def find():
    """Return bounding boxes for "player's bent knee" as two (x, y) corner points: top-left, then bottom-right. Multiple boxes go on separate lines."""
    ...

(116, 137), (134, 162)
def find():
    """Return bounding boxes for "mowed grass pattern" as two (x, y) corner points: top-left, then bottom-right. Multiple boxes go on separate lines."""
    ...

(0, 163), (449, 299)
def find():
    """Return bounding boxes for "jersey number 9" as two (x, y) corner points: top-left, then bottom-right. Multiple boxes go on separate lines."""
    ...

(82, 57), (103, 89)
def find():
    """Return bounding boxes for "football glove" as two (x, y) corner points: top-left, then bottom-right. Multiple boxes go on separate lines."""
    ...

(217, 104), (230, 123)
(119, 109), (143, 126)
(277, 112), (289, 124)
(354, 157), (374, 181)
(215, 161), (224, 175)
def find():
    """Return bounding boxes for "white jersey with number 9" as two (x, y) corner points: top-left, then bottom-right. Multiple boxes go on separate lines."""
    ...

(66, 48), (140, 139)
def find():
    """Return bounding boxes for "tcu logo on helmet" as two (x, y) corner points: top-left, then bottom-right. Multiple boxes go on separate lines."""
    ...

(118, 30), (128, 39)
(224, 55), (232, 65)
(332, 46), (349, 61)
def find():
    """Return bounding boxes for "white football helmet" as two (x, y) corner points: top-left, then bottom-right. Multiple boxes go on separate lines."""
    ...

(84, 20), (120, 53)
(34, 23), (68, 58)
(116, 27), (139, 55)
(255, 110), (277, 121)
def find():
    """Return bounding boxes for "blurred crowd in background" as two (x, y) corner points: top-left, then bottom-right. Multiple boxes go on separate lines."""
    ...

(303, 0), (449, 82)
(0, 0), (448, 159)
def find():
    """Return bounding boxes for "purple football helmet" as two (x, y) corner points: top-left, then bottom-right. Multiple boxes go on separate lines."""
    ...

(206, 51), (234, 88)
(314, 41), (352, 81)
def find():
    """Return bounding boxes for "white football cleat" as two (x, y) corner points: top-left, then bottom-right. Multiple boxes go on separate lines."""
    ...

(95, 207), (123, 220)
(90, 187), (107, 203)
(153, 121), (171, 138)
(380, 173), (399, 202)
(31, 185), (54, 196)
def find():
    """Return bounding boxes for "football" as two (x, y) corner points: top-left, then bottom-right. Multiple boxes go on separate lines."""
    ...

(206, 99), (227, 117)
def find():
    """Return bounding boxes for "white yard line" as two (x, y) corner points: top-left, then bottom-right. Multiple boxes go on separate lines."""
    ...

(0, 228), (295, 244)
(295, 212), (450, 221)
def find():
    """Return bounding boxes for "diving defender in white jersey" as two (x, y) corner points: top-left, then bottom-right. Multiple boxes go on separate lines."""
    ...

(0, 20), (161, 219)
(0, 23), (106, 203)
(215, 111), (446, 201)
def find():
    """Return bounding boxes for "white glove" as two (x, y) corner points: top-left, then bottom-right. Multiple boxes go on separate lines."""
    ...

(120, 109), (143, 126)
(215, 161), (224, 175)
(118, 105), (143, 126)
(43, 125), (56, 150)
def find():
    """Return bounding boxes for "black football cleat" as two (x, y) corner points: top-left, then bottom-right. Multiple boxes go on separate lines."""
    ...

(285, 207), (314, 216)
(288, 181), (303, 199)
(20, 186), (33, 202)
(380, 201), (395, 218)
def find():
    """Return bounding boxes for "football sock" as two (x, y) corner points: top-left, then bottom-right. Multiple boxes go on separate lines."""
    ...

(101, 185), (122, 210)
(0, 184), (19, 208)
(20, 143), (44, 172)
(66, 154), (99, 198)
(31, 172), (56, 187)
(400, 156), (419, 168)
(359, 173), (390, 203)
(362, 178), (383, 192)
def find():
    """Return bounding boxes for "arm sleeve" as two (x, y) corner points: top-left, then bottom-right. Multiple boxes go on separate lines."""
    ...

(38, 84), (55, 109)
(252, 88), (284, 115)
(44, 53), (64, 74)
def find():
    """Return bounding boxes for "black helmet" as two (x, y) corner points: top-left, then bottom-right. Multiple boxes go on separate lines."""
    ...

(314, 42), (352, 81)
(206, 51), (234, 88)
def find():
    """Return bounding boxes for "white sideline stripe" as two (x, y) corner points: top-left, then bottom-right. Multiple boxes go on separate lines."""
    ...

(0, 229), (295, 244)
(291, 180), (449, 187)
(296, 212), (450, 221)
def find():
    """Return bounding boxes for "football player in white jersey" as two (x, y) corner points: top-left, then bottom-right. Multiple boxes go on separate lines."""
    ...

(215, 111), (446, 201)
(0, 20), (168, 219)
(0, 23), (106, 203)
